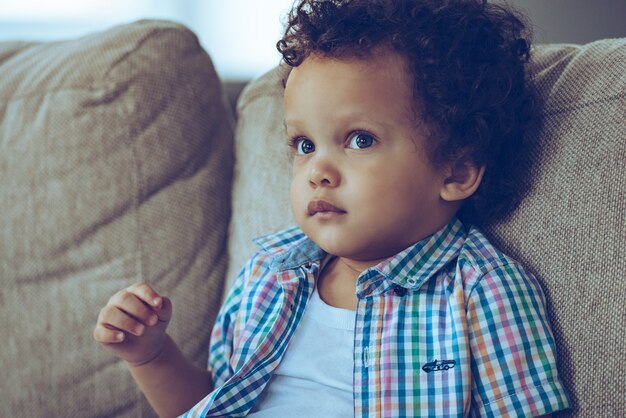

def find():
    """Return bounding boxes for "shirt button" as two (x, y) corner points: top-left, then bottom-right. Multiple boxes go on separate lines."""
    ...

(393, 286), (407, 296)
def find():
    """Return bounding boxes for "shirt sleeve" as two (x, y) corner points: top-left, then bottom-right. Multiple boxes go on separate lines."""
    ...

(207, 258), (250, 389)
(466, 262), (571, 417)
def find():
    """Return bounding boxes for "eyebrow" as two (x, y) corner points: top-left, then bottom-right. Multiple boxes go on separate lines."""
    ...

(284, 113), (392, 134)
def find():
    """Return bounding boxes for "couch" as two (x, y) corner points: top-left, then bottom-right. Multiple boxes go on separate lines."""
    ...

(0, 20), (623, 418)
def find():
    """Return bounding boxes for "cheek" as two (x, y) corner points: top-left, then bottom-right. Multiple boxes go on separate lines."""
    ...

(358, 168), (432, 213)
(289, 177), (298, 204)
(290, 176), (305, 217)
(359, 168), (407, 199)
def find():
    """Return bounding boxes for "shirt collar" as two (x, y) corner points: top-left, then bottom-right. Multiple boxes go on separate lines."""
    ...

(253, 226), (326, 272)
(369, 217), (466, 291)
(254, 218), (467, 290)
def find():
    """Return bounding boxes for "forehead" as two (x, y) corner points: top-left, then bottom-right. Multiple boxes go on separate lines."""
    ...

(283, 49), (416, 125)
(286, 48), (411, 91)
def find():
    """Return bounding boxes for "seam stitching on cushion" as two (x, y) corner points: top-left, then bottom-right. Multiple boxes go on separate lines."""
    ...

(102, 27), (175, 82)
(0, 26), (191, 102)
(0, 85), (124, 103)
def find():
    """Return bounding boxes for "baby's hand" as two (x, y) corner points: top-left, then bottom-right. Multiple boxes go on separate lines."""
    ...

(93, 283), (173, 366)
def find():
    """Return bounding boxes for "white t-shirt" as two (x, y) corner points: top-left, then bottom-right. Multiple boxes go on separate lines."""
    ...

(247, 283), (356, 417)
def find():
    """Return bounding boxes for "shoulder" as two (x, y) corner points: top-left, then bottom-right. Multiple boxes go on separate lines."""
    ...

(456, 225), (542, 298)
(458, 225), (513, 272)
(219, 226), (309, 318)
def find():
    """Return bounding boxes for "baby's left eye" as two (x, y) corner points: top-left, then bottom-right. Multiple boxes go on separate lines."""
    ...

(347, 132), (377, 149)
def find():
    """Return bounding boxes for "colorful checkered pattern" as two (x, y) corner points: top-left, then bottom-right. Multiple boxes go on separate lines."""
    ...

(182, 218), (570, 417)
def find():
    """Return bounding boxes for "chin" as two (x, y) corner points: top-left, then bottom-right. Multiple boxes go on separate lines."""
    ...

(309, 234), (368, 260)
(302, 227), (345, 255)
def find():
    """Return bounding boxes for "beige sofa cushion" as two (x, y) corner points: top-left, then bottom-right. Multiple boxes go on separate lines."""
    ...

(484, 39), (625, 417)
(227, 64), (293, 286)
(230, 39), (625, 416)
(0, 20), (233, 417)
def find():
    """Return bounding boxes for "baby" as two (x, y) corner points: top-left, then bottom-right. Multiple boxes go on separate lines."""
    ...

(94, 0), (571, 416)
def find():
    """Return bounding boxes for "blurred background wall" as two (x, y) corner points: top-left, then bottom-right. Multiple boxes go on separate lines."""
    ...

(495, 0), (626, 45)
(1, 0), (624, 83)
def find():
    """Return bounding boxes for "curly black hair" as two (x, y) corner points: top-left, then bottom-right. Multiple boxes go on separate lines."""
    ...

(277, 0), (538, 227)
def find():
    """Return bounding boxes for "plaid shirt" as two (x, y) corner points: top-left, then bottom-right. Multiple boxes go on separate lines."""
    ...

(183, 218), (570, 417)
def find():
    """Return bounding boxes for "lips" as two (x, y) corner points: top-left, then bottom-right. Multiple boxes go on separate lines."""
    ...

(307, 200), (346, 216)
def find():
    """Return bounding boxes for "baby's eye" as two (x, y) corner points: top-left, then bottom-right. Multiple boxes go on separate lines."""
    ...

(348, 132), (377, 149)
(294, 138), (315, 155)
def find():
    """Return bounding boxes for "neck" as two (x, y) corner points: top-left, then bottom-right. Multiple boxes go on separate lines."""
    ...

(337, 256), (386, 277)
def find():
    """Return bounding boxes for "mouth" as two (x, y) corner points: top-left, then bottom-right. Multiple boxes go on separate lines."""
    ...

(307, 200), (347, 217)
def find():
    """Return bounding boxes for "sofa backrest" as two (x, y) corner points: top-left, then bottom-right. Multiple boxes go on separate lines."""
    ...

(230, 39), (626, 417)
(0, 21), (234, 417)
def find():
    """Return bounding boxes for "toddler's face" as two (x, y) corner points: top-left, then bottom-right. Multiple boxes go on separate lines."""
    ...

(284, 49), (453, 263)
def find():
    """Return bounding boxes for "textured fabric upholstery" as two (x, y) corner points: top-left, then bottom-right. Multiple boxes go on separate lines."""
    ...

(484, 39), (625, 417)
(0, 21), (234, 417)
(226, 64), (293, 286)
(229, 39), (625, 417)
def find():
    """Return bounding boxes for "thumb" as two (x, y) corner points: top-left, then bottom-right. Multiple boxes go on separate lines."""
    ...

(154, 296), (173, 323)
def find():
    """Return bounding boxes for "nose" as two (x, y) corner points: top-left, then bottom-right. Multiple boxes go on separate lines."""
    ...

(308, 155), (340, 188)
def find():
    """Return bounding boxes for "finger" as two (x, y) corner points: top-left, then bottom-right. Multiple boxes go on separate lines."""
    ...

(99, 305), (146, 337)
(155, 296), (173, 323)
(93, 324), (125, 344)
(109, 290), (159, 326)
(126, 283), (163, 309)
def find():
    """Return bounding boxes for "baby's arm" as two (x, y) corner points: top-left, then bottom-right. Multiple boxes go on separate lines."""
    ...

(93, 283), (212, 418)
(467, 264), (569, 417)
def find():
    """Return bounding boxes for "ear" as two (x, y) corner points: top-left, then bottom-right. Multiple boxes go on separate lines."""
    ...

(440, 160), (485, 202)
